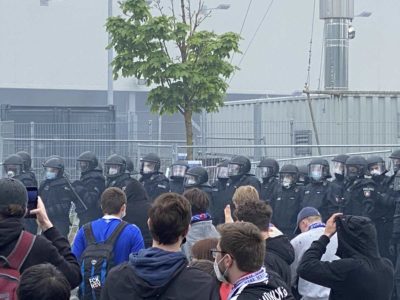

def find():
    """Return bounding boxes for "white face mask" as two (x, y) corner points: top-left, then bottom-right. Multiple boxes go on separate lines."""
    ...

(7, 170), (15, 178)
(109, 167), (118, 175)
(282, 177), (292, 188)
(213, 255), (230, 284)
(370, 169), (381, 176)
(143, 166), (153, 174)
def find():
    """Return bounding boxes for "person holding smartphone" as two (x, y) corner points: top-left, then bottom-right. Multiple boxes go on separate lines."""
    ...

(297, 213), (394, 300)
(0, 178), (81, 289)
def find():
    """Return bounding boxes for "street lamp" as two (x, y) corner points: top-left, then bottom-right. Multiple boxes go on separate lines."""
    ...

(107, 0), (114, 106)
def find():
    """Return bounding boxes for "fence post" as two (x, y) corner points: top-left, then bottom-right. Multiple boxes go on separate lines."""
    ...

(30, 122), (35, 169)
(253, 102), (262, 161)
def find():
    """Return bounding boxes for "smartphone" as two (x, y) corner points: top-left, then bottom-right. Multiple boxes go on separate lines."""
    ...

(25, 187), (38, 219)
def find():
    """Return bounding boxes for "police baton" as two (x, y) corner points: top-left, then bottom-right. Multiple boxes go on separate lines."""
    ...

(63, 174), (88, 211)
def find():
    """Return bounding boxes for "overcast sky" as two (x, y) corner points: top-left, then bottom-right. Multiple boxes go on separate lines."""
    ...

(0, 0), (399, 94)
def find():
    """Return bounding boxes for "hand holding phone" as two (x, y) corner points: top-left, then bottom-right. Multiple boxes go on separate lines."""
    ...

(25, 187), (38, 219)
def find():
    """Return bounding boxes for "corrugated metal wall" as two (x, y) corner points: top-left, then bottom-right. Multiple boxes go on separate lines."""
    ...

(206, 93), (400, 159)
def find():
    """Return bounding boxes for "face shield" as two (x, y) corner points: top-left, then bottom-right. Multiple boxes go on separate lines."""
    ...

(391, 158), (400, 173)
(105, 164), (121, 177)
(172, 165), (187, 178)
(280, 173), (295, 188)
(142, 161), (156, 175)
(184, 174), (198, 187)
(332, 162), (345, 176)
(258, 166), (274, 179)
(368, 162), (386, 176)
(77, 161), (90, 173)
(216, 166), (229, 179)
(3, 164), (21, 178)
(309, 164), (323, 181)
(44, 167), (58, 180)
(227, 163), (241, 177)
(345, 165), (360, 180)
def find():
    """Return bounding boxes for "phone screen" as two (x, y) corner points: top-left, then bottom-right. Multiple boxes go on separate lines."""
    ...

(25, 187), (38, 219)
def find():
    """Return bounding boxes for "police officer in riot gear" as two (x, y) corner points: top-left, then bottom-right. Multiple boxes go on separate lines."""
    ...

(3, 154), (38, 234)
(297, 165), (310, 186)
(16, 151), (38, 187)
(39, 156), (78, 237)
(139, 153), (170, 201)
(226, 155), (261, 194)
(169, 161), (188, 194)
(301, 158), (332, 221)
(330, 156), (377, 217)
(183, 166), (212, 198)
(72, 151), (106, 226)
(211, 160), (230, 225)
(366, 155), (394, 260)
(271, 164), (302, 238)
(331, 154), (349, 188)
(104, 154), (133, 190)
(257, 158), (280, 203)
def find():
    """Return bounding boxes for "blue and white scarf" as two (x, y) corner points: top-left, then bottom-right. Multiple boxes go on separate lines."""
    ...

(228, 267), (269, 300)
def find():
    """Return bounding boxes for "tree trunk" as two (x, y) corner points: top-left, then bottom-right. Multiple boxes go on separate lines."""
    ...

(183, 109), (193, 160)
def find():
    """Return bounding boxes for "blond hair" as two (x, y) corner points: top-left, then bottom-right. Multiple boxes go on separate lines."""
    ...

(232, 185), (259, 207)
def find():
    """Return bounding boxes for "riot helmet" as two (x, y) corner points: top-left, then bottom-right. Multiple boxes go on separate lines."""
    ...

(124, 156), (135, 174)
(140, 153), (161, 176)
(345, 156), (367, 181)
(170, 161), (188, 180)
(77, 151), (98, 173)
(184, 166), (209, 188)
(367, 156), (387, 177)
(389, 150), (400, 173)
(16, 151), (32, 172)
(3, 154), (24, 178)
(228, 155), (251, 178)
(43, 156), (64, 180)
(297, 164), (310, 186)
(279, 164), (298, 189)
(104, 154), (126, 178)
(331, 154), (349, 177)
(308, 158), (330, 182)
(257, 158), (279, 179)
(216, 160), (229, 180)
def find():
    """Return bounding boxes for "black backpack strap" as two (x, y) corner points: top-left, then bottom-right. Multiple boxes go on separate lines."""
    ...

(105, 221), (128, 245)
(83, 223), (96, 245)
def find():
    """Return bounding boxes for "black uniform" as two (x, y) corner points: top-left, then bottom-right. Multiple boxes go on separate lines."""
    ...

(39, 177), (76, 237)
(140, 173), (170, 201)
(16, 171), (39, 234)
(211, 178), (229, 225)
(169, 161), (188, 195)
(170, 179), (184, 194)
(73, 169), (105, 226)
(106, 173), (134, 191)
(271, 185), (303, 238)
(260, 177), (280, 204)
(302, 181), (331, 221)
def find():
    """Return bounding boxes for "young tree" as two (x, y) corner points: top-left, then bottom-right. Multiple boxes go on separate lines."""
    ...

(106, 0), (240, 159)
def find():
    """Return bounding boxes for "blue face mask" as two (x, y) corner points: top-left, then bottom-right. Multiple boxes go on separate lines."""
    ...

(45, 171), (57, 180)
(311, 171), (322, 181)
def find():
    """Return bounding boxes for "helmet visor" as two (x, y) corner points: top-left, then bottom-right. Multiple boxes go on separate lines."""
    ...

(184, 175), (197, 187)
(332, 162), (345, 176)
(368, 162), (386, 176)
(227, 163), (240, 177)
(280, 174), (294, 187)
(105, 164), (120, 176)
(259, 166), (273, 179)
(3, 165), (21, 177)
(309, 164), (323, 181)
(142, 161), (156, 174)
(172, 165), (187, 178)
(391, 158), (400, 173)
(78, 161), (89, 173)
(217, 166), (229, 179)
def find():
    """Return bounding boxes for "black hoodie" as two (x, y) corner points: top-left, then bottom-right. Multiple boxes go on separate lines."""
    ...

(297, 216), (394, 300)
(0, 218), (81, 289)
(101, 247), (219, 300)
(264, 235), (295, 288)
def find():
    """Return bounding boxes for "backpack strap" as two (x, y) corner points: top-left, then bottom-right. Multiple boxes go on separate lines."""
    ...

(105, 221), (128, 246)
(6, 231), (36, 271)
(83, 223), (96, 246)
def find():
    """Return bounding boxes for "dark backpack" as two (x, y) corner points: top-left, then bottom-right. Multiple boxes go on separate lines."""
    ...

(79, 221), (128, 300)
(0, 231), (35, 300)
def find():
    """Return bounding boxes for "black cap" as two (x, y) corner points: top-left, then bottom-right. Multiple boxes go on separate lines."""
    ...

(0, 178), (28, 209)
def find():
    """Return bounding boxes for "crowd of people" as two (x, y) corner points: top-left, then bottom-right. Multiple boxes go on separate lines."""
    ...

(0, 149), (399, 299)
